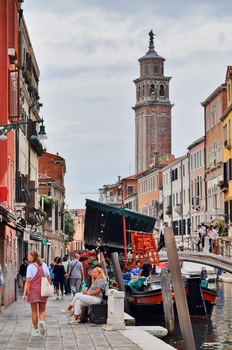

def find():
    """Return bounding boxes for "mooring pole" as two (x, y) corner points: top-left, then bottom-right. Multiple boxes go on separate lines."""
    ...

(111, 252), (126, 293)
(160, 268), (175, 335)
(122, 215), (128, 265)
(165, 227), (196, 350)
(111, 252), (131, 314)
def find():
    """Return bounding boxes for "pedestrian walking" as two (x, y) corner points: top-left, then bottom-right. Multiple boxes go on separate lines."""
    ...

(53, 257), (66, 300)
(211, 225), (221, 255)
(62, 256), (71, 294)
(23, 250), (51, 337)
(68, 253), (84, 295)
(158, 222), (168, 251)
(19, 257), (29, 290)
(196, 225), (205, 252)
(49, 262), (55, 287)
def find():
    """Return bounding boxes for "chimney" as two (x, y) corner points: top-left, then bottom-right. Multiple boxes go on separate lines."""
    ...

(154, 152), (159, 165)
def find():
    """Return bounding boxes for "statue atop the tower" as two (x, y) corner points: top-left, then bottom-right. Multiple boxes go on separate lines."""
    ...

(148, 29), (156, 45)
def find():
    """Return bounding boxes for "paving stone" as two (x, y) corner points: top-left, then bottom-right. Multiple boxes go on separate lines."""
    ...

(0, 290), (174, 350)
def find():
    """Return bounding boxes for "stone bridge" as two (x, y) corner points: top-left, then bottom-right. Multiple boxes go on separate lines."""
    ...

(159, 251), (232, 274)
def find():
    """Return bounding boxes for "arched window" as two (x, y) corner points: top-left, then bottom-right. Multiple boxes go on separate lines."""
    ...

(137, 86), (140, 100)
(159, 84), (164, 96)
(199, 176), (202, 197)
(150, 84), (155, 96)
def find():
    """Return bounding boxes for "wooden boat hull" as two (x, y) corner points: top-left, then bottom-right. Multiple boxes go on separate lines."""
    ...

(128, 278), (217, 320)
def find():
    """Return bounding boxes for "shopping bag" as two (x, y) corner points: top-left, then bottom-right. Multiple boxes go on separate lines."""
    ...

(80, 281), (86, 292)
(41, 277), (54, 297)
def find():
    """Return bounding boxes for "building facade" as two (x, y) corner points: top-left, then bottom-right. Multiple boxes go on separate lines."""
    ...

(201, 84), (227, 226)
(38, 150), (67, 261)
(188, 137), (206, 231)
(221, 66), (232, 235)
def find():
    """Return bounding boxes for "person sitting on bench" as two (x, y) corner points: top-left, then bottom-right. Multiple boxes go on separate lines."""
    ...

(61, 267), (106, 325)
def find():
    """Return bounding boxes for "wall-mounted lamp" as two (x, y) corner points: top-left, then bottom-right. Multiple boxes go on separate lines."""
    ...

(47, 189), (52, 199)
(0, 118), (48, 141)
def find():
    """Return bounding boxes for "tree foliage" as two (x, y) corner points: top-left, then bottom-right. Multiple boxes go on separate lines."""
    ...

(64, 212), (75, 241)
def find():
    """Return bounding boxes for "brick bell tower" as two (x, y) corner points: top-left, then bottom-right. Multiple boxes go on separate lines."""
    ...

(133, 30), (174, 173)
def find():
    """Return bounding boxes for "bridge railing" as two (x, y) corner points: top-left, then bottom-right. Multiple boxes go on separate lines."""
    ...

(156, 234), (232, 260)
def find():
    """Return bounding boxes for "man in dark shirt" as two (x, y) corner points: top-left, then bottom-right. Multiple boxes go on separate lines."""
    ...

(139, 258), (155, 277)
(19, 257), (28, 289)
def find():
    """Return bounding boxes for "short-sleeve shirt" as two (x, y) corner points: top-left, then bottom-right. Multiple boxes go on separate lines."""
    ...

(53, 264), (66, 279)
(140, 263), (152, 277)
(69, 259), (83, 278)
(88, 278), (105, 299)
(211, 230), (219, 240)
(26, 262), (50, 280)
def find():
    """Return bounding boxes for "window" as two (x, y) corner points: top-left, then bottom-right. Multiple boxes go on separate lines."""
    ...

(212, 143), (217, 166)
(161, 63), (164, 75)
(212, 106), (216, 127)
(150, 84), (155, 96)
(223, 124), (228, 144)
(207, 147), (211, 168)
(127, 186), (134, 196)
(154, 64), (159, 74)
(217, 99), (221, 122)
(183, 164), (185, 177)
(218, 140), (222, 162)
(9, 70), (19, 121)
(171, 168), (178, 181)
(206, 110), (210, 131)
(159, 84), (164, 96)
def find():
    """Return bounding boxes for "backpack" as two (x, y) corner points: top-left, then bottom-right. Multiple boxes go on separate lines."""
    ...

(102, 281), (109, 301)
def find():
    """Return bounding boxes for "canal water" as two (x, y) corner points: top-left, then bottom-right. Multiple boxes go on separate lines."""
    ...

(140, 281), (232, 349)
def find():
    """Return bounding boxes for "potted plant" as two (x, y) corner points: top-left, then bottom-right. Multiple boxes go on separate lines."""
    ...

(165, 204), (172, 215)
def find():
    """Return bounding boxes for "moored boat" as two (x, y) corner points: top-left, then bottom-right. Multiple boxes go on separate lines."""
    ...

(127, 262), (217, 320)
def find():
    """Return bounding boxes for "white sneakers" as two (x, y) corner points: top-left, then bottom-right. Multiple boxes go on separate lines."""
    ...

(68, 319), (80, 325)
(31, 329), (39, 337)
(60, 308), (72, 315)
(39, 320), (46, 336)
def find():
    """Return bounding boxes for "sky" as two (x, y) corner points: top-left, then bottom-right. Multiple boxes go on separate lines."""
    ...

(22, 0), (232, 209)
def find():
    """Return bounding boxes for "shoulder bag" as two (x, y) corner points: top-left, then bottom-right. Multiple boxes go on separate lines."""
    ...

(41, 277), (54, 297)
(69, 261), (78, 278)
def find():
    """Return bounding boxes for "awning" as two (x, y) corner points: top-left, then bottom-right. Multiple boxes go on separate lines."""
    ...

(84, 199), (156, 250)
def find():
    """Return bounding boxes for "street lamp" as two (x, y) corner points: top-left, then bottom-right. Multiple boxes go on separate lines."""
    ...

(0, 119), (47, 141)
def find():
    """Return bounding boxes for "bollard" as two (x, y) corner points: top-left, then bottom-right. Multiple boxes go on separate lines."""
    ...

(107, 289), (125, 330)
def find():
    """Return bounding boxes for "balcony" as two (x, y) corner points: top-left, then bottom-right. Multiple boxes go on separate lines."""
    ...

(218, 180), (228, 193)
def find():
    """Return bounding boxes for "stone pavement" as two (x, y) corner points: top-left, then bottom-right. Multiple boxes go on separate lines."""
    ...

(0, 289), (175, 350)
